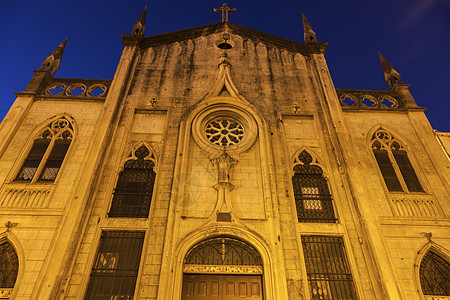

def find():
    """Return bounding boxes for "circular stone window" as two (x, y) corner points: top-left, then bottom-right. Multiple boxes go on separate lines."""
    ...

(191, 105), (258, 155)
(205, 118), (244, 147)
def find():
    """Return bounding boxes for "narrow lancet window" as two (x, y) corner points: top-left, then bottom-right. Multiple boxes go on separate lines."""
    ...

(420, 250), (450, 296)
(0, 241), (19, 290)
(16, 131), (52, 181)
(109, 145), (156, 218)
(16, 117), (73, 183)
(292, 150), (336, 223)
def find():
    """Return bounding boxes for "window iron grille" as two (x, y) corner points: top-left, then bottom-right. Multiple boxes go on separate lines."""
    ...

(420, 250), (450, 296)
(109, 146), (156, 218)
(301, 236), (358, 300)
(292, 151), (337, 223)
(184, 237), (262, 266)
(84, 231), (144, 300)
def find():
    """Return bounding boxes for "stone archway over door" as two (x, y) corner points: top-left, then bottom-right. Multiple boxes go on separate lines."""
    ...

(181, 237), (264, 300)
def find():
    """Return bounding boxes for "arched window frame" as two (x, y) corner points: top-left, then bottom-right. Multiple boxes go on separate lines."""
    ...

(108, 143), (157, 218)
(291, 149), (337, 223)
(184, 236), (263, 267)
(0, 232), (24, 300)
(370, 129), (424, 193)
(415, 242), (450, 298)
(13, 114), (75, 184)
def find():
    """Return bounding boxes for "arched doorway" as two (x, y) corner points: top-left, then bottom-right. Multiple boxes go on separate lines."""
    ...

(181, 236), (264, 299)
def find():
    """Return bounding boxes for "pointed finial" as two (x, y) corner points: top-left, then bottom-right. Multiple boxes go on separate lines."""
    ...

(421, 232), (432, 242)
(132, 6), (147, 36)
(378, 52), (404, 90)
(302, 13), (317, 43)
(39, 38), (68, 76)
(5, 221), (18, 231)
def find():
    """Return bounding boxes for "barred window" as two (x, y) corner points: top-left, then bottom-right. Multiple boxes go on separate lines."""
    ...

(15, 117), (73, 183)
(85, 231), (144, 300)
(109, 145), (156, 218)
(292, 150), (336, 223)
(0, 241), (18, 289)
(371, 129), (423, 193)
(420, 250), (450, 296)
(302, 236), (358, 299)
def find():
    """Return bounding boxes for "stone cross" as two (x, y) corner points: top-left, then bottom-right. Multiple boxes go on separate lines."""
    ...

(214, 3), (236, 22)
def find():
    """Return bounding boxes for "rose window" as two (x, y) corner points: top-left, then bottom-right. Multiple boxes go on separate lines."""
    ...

(205, 118), (244, 147)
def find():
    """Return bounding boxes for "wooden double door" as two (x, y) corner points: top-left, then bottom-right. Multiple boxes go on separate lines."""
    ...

(182, 274), (263, 299)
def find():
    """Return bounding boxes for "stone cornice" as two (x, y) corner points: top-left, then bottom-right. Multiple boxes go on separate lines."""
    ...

(121, 34), (144, 47)
(139, 22), (315, 56)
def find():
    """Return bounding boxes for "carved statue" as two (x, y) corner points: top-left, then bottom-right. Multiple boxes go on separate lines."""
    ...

(211, 150), (237, 185)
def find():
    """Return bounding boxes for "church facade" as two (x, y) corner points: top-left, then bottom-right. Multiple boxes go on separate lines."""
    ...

(0, 6), (449, 300)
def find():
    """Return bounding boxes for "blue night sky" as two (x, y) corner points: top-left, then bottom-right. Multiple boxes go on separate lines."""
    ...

(1, 0), (449, 131)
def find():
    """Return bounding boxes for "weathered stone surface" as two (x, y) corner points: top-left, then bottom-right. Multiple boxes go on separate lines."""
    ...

(0, 19), (448, 300)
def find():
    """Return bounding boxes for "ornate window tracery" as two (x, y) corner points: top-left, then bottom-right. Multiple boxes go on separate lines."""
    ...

(183, 237), (263, 274)
(420, 250), (450, 296)
(205, 118), (244, 147)
(191, 106), (258, 157)
(301, 236), (358, 299)
(84, 231), (144, 300)
(15, 117), (73, 182)
(371, 129), (423, 193)
(0, 241), (19, 289)
(109, 145), (156, 218)
(292, 150), (336, 223)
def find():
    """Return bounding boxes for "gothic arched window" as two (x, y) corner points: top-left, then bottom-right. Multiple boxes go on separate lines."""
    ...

(108, 145), (156, 218)
(0, 241), (19, 289)
(15, 117), (73, 182)
(371, 129), (423, 193)
(420, 250), (450, 296)
(292, 150), (336, 223)
(184, 237), (262, 267)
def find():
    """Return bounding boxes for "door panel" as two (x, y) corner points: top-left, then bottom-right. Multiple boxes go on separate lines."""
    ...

(182, 274), (263, 300)
(222, 275), (263, 299)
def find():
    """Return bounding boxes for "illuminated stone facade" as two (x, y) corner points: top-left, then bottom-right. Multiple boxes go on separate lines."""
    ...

(0, 9), (449, 300)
